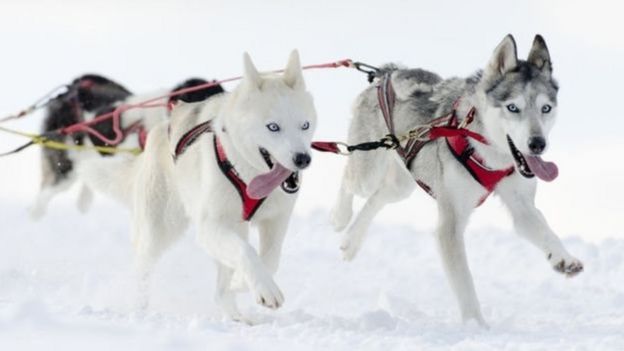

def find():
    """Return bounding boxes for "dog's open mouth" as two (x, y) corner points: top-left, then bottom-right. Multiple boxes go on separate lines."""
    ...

(506, 135), (558, 181)
(247, 148), (299, 199)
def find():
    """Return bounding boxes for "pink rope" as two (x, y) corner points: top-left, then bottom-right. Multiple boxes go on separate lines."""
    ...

(59, 59), (353, 145)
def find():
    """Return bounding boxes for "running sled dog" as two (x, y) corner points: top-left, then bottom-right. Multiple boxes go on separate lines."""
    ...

(331, 35), (583, 325)
(32, 75), (223, 218)
(123, 51), (316, 322)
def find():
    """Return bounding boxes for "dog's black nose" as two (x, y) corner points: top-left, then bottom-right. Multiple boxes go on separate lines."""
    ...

(528, 136), (546, 155)
(293, 153), (311, 169)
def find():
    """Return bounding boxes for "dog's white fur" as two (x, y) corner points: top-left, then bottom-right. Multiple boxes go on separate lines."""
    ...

(81, 51), (316, 322)
(30, 92), (170, 218)
(331, 35), (583, 326)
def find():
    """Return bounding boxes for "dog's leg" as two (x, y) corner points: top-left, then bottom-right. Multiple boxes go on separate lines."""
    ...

(31, 148), (76, 219)
(340, 188), (390, 261)
(258, 211), (292, 275)
(76, 184), (94, 214)
(131, 188), (187, 311)
(30, 177), (75, 219)
(496, 177), (583, 276)
(436, 195), (486, 326)
(198, 220), (284, 311)
(340, 161), (414, 261)
(130, 129), (188, 311)
(215, 262), (253, 323)
(330, 176), (354, 232)
(225, 214), (290, 322)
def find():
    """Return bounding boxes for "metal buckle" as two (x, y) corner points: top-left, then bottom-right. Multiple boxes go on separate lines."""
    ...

(381, 134), (400, 149)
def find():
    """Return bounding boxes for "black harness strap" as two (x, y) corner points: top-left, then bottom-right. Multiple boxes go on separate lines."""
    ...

(173, 120), (213, 160)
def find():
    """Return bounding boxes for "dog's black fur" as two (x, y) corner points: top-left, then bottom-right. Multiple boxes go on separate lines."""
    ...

(169, 78), (225, 104)
(42, 75), (225, 183)
(42, 74), (132, 183)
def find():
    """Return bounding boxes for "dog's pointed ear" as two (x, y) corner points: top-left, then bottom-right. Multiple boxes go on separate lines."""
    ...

(283, 50), (305, 90)
(242, 52), (262, 89)
(527, 34), (552, 73)
(485, 34), (518, 79)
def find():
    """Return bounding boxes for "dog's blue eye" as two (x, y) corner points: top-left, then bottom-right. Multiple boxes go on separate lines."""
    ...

(506, 104), (520, 113)
(301, 121), (310, 130)
(541, 104), (552, 113)
(266, 123), (280, 132)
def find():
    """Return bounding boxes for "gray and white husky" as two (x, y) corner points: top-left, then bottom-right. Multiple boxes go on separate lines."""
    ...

(331, 35), (583, 325)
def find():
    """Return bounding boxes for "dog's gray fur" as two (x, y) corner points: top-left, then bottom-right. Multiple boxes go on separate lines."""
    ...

(331, 34), (582, 326)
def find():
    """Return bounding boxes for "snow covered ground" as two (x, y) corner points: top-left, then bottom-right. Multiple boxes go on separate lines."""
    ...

(1, 198), (623, 350)
(1, 0), (624, 349)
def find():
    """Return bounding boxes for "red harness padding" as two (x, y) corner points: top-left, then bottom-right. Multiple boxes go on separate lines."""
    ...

(445, 129), (514, 193)
(173, 120), (213, 160)
(443, 119), (514, 205)
(376, 73), (514, 205)
(213, 136), (265, 221)
(172, 121), (269, 221)
(415, 112), (515, 205)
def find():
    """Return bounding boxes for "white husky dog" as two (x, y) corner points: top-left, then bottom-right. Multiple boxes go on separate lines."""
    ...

(331, 35), (583, 325)
(112, 51), (317, 322)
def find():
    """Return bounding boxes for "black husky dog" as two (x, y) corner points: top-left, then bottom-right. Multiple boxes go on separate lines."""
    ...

(31, 74), (224, 218)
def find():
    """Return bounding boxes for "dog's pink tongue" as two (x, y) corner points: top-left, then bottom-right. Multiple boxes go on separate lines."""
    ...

(525, 155), (559, 182)
(247, 163), (292, 199)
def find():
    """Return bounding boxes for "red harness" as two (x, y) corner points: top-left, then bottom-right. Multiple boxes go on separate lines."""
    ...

(213, 136), (266, 221)
(173, 120), (297, 221)
(376, 73), (514, 204)
(443, 115), (514, 205)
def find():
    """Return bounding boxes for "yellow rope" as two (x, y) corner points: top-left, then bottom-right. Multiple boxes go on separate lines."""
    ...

(0, 126), (142, 155)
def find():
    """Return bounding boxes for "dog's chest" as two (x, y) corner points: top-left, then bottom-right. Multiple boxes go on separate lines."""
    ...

(173, 142), (297, 222)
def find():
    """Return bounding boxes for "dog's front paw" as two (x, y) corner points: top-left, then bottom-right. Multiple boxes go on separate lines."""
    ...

(250, 276), (284, 310)
(340, 230), (364, 261)
(548, 252), (584, 277)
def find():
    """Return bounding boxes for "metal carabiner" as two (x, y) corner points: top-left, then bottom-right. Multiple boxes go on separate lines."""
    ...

(352, 62), (381, 83)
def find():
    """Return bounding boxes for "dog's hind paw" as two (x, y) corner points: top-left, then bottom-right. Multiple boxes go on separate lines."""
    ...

(250, 276), (284, 310)
(548, 253), (584, 277)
